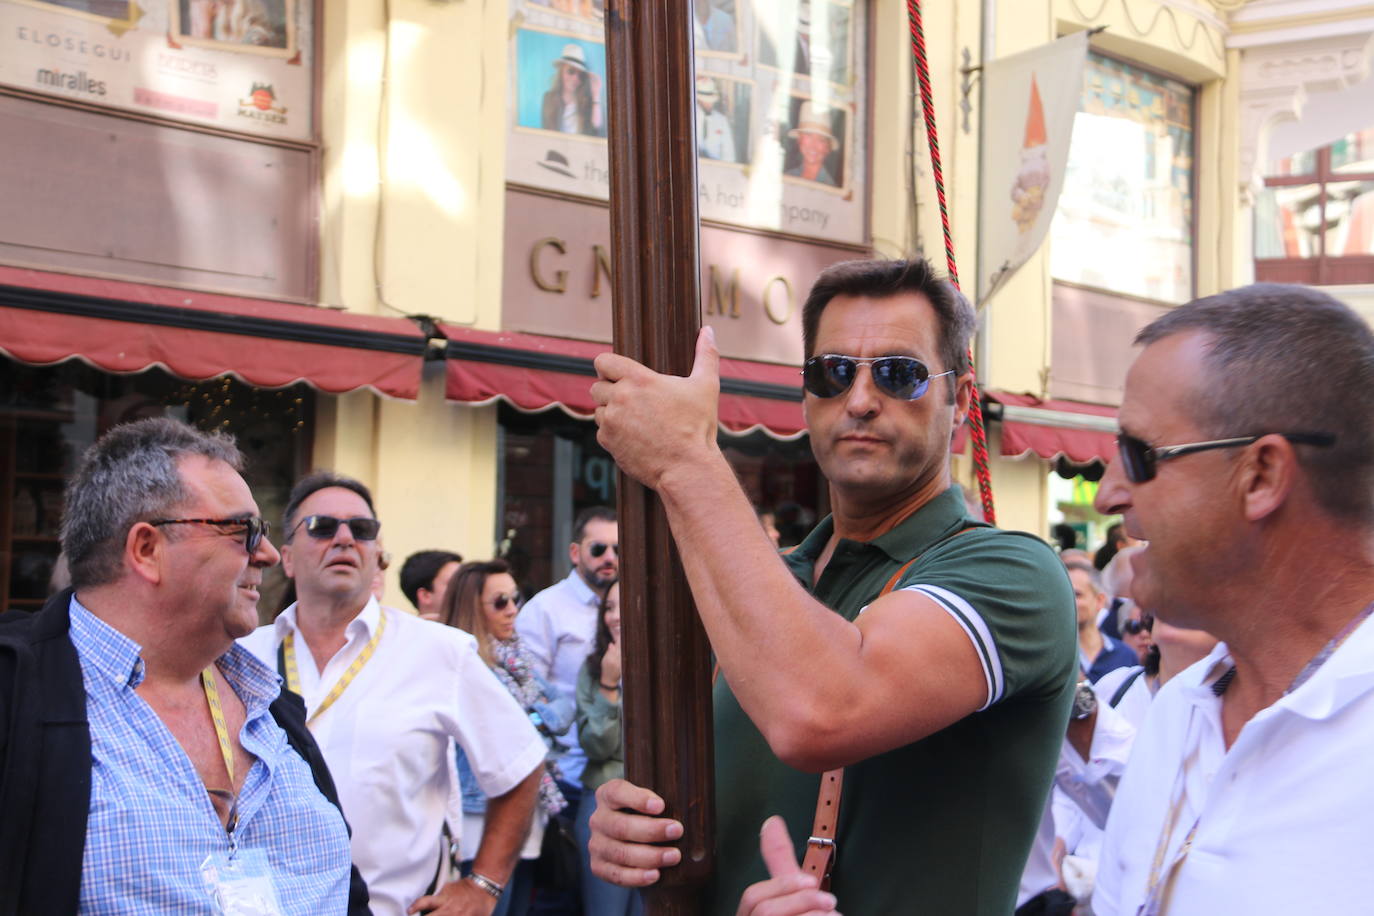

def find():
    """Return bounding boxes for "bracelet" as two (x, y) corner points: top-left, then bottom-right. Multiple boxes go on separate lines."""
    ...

(466, 872), (504, 899)
(599, 680), (619, 690)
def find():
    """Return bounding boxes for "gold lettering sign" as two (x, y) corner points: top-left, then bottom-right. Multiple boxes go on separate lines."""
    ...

(763, 275), (793, 326)
(592, 245), (613, 299)
(707, 265), (741, 319)
(529, 237), (569, 293)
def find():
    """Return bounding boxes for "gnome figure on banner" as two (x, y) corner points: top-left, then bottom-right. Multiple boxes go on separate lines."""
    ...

(1010, 75), (1052, 257)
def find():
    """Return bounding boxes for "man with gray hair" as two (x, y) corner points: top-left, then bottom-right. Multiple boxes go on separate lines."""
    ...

(1091, 284), (1374, 914)
(0, 417), (366, 915)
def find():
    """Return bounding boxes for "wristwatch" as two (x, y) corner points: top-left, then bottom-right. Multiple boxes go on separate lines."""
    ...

(1071, 680), (1098, 721)
(467, 872), (504, 899)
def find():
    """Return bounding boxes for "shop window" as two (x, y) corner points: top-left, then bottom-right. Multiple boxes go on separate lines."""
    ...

(1254, 128), (1374, 286)
(496, 404), (825, 596)
(1050, 52), (1197, 304)
(0, 358), (312, 615)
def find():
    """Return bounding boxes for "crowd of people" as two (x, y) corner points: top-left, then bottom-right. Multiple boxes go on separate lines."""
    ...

(2, 258), (1372, 916)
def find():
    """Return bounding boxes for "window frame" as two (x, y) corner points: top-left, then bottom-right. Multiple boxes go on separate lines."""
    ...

(1255, 139), (1374, 286)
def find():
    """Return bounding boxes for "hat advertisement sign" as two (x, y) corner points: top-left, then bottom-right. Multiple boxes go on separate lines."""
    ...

(976, 31), (1088, 307)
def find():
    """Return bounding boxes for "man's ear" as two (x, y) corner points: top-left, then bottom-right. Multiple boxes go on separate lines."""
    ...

(951, 371), (974, 432)
(126, 522), (164, 586)
(1240, 435), (1298, 522)
(569, 542), (581, 567)
(280, 542), (296, 579)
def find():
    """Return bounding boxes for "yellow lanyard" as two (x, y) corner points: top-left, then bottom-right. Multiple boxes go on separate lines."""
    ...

(282, 611), (387, 726)
(201, 667), (240, 841)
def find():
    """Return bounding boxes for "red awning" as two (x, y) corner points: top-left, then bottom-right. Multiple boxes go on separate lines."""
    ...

(440, 324), (805, 439)
(0, 266), (428, 399)
(986, 390), (1118, 464)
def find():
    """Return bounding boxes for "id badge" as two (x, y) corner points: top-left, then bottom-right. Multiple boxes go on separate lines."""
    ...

(201, 848), (285, 916)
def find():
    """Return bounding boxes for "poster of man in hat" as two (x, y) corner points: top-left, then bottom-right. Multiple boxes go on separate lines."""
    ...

(783, 98), (844, 187)
(697, 74), (751, 164)
(757, 0), (852, 85)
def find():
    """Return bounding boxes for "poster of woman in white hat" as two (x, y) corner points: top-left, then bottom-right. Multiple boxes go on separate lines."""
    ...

(783, 98), (845, 188)
(538, 40), (605, 137)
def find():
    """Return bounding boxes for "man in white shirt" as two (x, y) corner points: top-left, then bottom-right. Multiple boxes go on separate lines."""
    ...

(240, 471), (544, 916)
(1091, 283), (1374, 915)
(515, 505), (618, 797)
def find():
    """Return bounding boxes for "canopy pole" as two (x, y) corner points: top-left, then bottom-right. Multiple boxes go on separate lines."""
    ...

(603, 2), (715, 913)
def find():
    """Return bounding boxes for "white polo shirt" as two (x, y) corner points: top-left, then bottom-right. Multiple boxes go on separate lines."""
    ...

(240, 599), (546, 916)
(1093, 616), (1374, 916)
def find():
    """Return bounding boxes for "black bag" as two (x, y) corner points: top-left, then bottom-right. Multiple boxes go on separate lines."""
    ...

(533, 814), (581, 891)
(1015, 888), (1077, 916)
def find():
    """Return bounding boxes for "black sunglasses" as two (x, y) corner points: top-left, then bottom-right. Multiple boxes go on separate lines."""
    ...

(488, 592), (522, 611)
(289, 514), (382, 542)
(802, 354), (954, 401)
(150, 517), (270, 555)
(589, 542), (619, 559)
(1123, 616), (1154, 636)
(1116, 431), (1336, 484)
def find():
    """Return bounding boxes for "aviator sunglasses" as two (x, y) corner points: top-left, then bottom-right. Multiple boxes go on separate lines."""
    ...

(1116, 431), (1336, 484)
(488, 592), (522, 611)
(588, 542), (618, 559)
(802, 354), (954, 401)
(288, 514), (382, 541)
(150, 516), (270, 555)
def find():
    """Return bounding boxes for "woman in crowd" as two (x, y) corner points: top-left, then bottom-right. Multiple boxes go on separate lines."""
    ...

(443, 560), (573, 916)
(574, 580), (643, 916)
(1095, 615), (1219, 731)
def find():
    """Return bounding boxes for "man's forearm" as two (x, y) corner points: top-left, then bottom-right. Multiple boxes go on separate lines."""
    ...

(654, 449), (864, 741)
(470, 767), (542, 883)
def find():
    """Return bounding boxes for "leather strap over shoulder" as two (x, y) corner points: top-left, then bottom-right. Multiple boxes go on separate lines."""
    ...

(799, 524), (979, 894)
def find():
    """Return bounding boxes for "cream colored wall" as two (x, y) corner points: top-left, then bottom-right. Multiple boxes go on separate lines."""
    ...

(313, 0), (507, 605)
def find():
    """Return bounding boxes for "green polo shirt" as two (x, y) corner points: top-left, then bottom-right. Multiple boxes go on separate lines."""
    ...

(708, 486), (1076, 914)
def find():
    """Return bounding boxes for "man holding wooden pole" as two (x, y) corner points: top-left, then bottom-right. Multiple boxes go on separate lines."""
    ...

(589, 258), (1078, 914)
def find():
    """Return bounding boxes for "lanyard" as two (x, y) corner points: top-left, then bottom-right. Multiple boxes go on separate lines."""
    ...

(201, 667), (241, 851)
(282, 611), (387, 726)
(1137, 599), (1374, 915)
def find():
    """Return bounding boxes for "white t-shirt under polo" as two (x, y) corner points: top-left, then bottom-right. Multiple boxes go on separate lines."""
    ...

(1093, 615), (1374, 916)
(240, 598), (545, 916)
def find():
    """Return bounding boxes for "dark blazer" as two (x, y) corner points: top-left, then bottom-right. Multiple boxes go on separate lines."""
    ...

(0, 589), (370, 916)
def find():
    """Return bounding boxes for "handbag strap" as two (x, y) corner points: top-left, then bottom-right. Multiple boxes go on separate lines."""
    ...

(799, 524), (979, 891)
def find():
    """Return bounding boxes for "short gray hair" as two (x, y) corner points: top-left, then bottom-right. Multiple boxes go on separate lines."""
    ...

(61, 417), (243, 590)
(1137, 283), (1374, 524)
(1063, 559), (1104, 595)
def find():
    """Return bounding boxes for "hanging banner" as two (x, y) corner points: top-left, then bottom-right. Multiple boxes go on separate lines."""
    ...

(977, 31), (1087, 306)
(0, 0), (314, 142)
(504, 0), (869, 246)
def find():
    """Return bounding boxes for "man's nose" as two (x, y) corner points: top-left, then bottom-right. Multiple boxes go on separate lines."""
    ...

(1094, 453), (1131, 516)
(844, 365), (882, 417)
(254, 536), (282, 568)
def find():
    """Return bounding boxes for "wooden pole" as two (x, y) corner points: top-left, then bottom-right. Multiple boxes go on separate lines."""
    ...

(603, 1), (714, 912)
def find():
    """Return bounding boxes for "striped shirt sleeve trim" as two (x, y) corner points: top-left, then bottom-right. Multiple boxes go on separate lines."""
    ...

(903, 584), (1005, 709)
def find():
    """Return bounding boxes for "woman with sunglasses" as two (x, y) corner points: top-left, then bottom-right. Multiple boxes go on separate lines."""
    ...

(442, 560), (573, 916)
(573, 580), (643, 916)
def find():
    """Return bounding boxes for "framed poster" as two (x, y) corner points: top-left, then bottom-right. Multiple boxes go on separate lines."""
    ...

(505, 0), (868, 245)
(0, 0), (314, 141)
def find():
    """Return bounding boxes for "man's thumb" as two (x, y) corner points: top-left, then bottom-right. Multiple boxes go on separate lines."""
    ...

(758, 816), (806, 881)
(690, 325), (721, 382)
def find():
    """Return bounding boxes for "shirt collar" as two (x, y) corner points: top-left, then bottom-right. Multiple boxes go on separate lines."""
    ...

(69, 594), (146, 689)
(785, 485), (978, 582)
(563, 568), (601, 606)
(1175, 617), (1374, 722)
(69, 594), (281, 711)
(275, 595), (383, 642)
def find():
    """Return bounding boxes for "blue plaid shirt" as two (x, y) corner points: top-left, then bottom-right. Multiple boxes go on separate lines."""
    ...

(70, 598), (352, 915)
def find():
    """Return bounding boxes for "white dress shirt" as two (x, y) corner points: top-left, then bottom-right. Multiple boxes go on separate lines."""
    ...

(240, 599), (546, 916)
(515, 569), (601, 786)
(1094, 616), (1374, 916)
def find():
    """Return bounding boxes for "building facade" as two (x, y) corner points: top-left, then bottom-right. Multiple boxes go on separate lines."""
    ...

(1, 0), (1371, 609)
